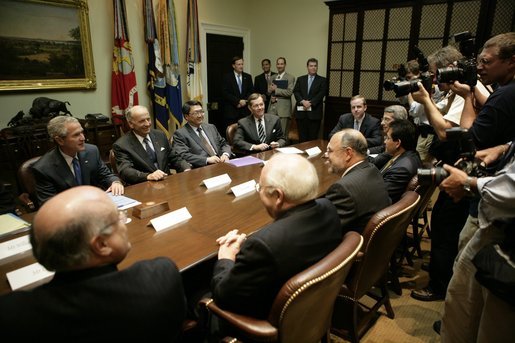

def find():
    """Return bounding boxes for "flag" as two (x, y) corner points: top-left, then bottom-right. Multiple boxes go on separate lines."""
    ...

(186, 0), (203, 102)
(111, 0), (138, 133)
(145, 0), (184, 137)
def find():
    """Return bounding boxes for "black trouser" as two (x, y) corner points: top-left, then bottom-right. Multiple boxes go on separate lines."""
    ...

(296, 117), (321, 142)
(429, 191), (470, 294)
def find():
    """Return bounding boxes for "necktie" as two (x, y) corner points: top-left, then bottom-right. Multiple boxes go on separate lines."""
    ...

(308, 75), (314, 93)
(144, 137), (158, 168)
(237, 74), (242, 93)
(198, 127), (216, 156)
(72, 158), (82, 185)
(354, 120), (360, 131)
(265, 73), (270, 84)
(258, 119), (266, 143)
(380, 158), (395, 174)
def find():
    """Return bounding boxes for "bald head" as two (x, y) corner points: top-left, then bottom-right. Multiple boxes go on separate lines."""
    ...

(32, 186), (129, 271)
(326, 129), (367, 175)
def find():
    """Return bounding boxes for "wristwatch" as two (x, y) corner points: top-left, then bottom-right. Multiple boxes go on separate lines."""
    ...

(463, 176), (474, 195)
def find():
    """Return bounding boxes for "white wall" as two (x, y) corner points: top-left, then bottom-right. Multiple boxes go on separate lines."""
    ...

(0, 0), (329, 128)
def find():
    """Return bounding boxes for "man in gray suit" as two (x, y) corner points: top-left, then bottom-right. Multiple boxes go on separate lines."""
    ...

(113, 105), (190, 185)
(172, 100), (232, 168)
(325, 129), (390, 233)
(233, 93), (286, 154)
(268, 57), (295, 139)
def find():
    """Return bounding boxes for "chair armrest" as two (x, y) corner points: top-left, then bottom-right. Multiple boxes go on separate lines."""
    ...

(199, 298), (278, 340)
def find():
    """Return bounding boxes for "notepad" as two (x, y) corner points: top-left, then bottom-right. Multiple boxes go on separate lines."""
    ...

(0, 213), (31, 238)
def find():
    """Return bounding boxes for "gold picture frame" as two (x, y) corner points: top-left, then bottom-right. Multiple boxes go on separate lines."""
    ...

(0, 0), (96, 91)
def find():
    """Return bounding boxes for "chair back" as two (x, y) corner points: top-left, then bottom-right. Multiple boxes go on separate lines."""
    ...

(226, 123), (238, 146)
(346, 191), (420, 299)
(17, 156), (41, 209)
(269, 232), (363, 343)
(109, 149), (118, 175)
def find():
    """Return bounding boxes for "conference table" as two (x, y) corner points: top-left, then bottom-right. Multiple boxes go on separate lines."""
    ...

(0, 140), (338, 295)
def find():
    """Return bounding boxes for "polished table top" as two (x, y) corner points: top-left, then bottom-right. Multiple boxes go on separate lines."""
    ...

(0, 140), (337, 295)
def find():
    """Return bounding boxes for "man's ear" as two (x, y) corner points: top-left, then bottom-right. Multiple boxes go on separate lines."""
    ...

(90, 235), (112, 257)
(54, 136), (64, 146)
(274, 188), (285, 209)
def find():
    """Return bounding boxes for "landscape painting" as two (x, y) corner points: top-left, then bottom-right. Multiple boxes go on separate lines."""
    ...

(0, 0), (96, 91)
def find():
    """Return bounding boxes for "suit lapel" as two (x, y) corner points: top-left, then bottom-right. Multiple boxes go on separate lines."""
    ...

(129, 132), (155, 170)
(52, 149), (76, 188)
(189, 124), (213, 155)
(149, 131), (167, 170)
(247, 117), (260, 142)
(202, 125), (219, 154)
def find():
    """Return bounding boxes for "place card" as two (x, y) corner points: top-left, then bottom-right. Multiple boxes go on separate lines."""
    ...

(229, 180), (257, 198)
(0, 235), (32, 261)
(305, 146), (322, 157)
(275, 147), (304, 154)
(6, 262), (54, 291)
(201, 173), (232, 189)
(150, 207), (192, 232)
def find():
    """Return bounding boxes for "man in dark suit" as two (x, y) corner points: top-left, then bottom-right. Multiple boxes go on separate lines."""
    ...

(329, 95), (383, 150)
(222, 56), (254, 129)
(113, 105), (190, 185)
(0, 186), (186, 342)
(373, 119), (422, 203)
(211, 154), (342, 319)
(325, 129), (390, 233)
(253, 58), (276, 112)
(293, 58), (327, 142)
(233, 93), (286, 154)
(172, 100), (232, 168)
(32, 116), (123, 206)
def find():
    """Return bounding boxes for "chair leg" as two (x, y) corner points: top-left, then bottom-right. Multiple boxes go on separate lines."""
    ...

(351, 301), (360, 343)
(388, 255), (402, 296)
(381, 283), (395, 319)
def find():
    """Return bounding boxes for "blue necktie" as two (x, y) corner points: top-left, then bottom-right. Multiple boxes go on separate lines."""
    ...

(72, 158), (82, 185)
(237, 74), (242, 93)
(308, 75), (314, 93)
(144, 137), (158, 168)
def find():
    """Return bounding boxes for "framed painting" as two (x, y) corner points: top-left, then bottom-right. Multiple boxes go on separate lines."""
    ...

(0, 0), (96, 91)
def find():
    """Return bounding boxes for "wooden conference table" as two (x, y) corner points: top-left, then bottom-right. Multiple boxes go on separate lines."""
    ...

(0, 140), (338, 295)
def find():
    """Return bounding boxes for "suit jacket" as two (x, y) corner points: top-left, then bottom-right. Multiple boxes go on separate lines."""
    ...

(172, 123), (232, 168)
(113, 129), (190, 185)
(222, 71), (254, 121)
(211, 199), (342, 319)
(268, 72), (296, 118)
(254, 72), (277, 112)
(32, 143), (119, 206)
(374, 150), (422, 203)
(0, 258), (186, 342)
(233, 114), (286, 152)
(329, 113), (383, 148)
(325, 161), (391, 233)
(293, 74), (327, 120)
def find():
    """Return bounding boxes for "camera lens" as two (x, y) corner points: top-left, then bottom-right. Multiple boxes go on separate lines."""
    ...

(417, 167), (449, 185)
(437, 66), (463, 84)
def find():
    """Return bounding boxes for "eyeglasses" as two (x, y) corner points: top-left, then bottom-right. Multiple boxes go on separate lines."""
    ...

(99, 211), (127, 235)
(255, 183), (273, 193)
(325, 146), (350, 154)
(189, 110), (205, 116)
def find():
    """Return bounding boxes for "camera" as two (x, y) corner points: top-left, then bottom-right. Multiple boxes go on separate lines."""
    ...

(417, 127), (487, 185)
(436, 31), (478, 87)
(383, 46), (433, 97)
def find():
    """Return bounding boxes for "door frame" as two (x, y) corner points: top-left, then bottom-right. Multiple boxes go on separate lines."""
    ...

(200, 23), (251, 122)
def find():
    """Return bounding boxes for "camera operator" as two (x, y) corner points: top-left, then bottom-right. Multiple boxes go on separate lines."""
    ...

(438, 142), (515, 342)
(410, 45), (490, 303)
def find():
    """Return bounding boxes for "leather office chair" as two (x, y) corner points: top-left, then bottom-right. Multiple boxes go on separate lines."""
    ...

(288, 117), (299, 144)
(109, 149), (119, 176)
(17, 156), (41, 211)
(331, 191), (420, 343)
(225, 123), (246, 157)
(199, 231), (364, 343)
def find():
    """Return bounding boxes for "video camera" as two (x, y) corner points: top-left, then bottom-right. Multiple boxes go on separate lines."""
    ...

(383, 46), (433, 97)
(417, 127), (487, 185)
(437, 31), (478, 87)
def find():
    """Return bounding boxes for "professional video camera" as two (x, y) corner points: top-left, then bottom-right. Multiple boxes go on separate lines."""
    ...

(437, 31), (478, 87)
(417, 127), (488, 185)
(383, 46), (433, 97)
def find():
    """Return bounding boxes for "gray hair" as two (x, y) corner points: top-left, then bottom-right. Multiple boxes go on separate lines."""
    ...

(340, 129), (368, 156)
(384, 105), (408, 120)
(263, 154), (318, 204)
(126, 105), (148, 122)
(47, 116), (79, 139)
(427, 46), (464, 68)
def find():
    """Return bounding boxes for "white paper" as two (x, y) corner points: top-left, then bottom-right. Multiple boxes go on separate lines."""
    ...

(0, 235), (32, 261)
(230, 180), (257, 197)
(150, 207), (192, 232)
(305, 146), (322, 157)
(296, 106), (311, 111)
(275, 147), (304, 154)
(107, 193), (142, 210)
(201, 173), (232, 189)
(6, 262), (54, 291)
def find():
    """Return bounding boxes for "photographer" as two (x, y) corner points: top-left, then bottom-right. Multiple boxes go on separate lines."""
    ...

(438, 142), (515, 342)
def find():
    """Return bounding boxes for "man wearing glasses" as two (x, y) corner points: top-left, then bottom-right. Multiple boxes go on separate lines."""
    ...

(113, 105), (190, 184)
(172, 100), (232, 168)
(324, 129), (390, 233)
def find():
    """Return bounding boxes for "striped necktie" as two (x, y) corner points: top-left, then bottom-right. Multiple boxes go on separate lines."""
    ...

(258, 119), (266, 143)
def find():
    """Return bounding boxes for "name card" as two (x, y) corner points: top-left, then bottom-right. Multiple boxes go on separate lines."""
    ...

(275, 147), (304, 154)
(0, 235), (32, 261)
(6, 262), (54, 291)
(305, 146), (322, 157)
(150, 207), (192, 232)
(201, 173), (232, 189)
(229, 180), (257, 198)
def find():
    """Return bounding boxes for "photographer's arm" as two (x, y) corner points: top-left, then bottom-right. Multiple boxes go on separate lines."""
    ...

(411, 84), (453, 140)
(475, 143), (510, 166)
(449, 82), (476, 129)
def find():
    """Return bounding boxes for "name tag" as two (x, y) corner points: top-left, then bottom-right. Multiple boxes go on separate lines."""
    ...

(0, 235), (32, 261)
(201, 173), (232, 189)
(7, 262), (54, 291)
(150, 207), (192, 232)
(229, 180), (257, 198)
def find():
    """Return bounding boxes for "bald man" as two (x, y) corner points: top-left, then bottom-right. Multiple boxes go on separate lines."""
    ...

(325, 129), (390, 233)
(0, 186), (186, 342)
